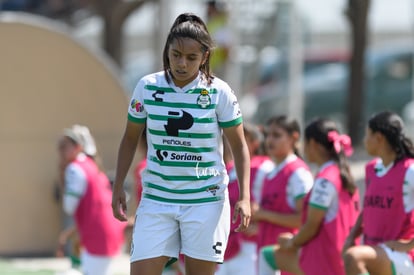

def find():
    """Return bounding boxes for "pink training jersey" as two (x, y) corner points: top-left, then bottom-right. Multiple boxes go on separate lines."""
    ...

(74, 157), (126, 256)
(250, 155), (273, 201)
(299, 163), (360, 275)
(257, 158), (310, 249)
(224, 155), (274, 261)
(243, 155), (273, 243)
(364, 158), (414, 260)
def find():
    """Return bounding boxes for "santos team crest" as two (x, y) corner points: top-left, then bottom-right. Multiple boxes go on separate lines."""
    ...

(197, 89), (211, 108)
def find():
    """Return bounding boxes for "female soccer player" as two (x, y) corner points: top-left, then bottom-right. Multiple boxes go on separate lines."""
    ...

(111, 13), (251, 275)
(262, 118), (360, 275)
(343, 111), (414, 275)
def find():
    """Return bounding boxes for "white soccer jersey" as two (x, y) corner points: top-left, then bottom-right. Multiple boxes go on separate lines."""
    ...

(128, 71), (242, 204)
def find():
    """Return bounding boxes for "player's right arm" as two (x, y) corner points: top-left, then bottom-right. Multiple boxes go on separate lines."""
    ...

(112, 121), (145, 221)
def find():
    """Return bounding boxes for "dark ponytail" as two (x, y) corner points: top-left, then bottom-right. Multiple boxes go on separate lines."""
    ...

(368, 111), (414, 161)
(305, 118), (357, 194)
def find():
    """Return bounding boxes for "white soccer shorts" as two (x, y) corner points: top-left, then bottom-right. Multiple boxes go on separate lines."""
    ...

(380, 243), (414, 275)
(130, 198), (230, 264)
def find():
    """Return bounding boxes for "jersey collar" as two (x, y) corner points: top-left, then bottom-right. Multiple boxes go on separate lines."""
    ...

(169, 71), (203, 93)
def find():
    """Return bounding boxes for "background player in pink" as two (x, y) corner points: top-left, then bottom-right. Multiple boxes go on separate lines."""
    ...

(216, 122), (274, 275)
(58, 125), (126, 275)
(343, 111), (414, 275)
(264, 117), (360, 275)
(253, 115), (313, 275)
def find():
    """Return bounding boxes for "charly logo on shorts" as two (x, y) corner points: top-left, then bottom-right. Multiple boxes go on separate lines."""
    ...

(130, 99), (144, 112)
(196, 89), (211, 109)
(212, 242), (222, 254)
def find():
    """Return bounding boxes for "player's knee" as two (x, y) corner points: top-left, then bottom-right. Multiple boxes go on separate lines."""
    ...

(343, 246), (360, 270)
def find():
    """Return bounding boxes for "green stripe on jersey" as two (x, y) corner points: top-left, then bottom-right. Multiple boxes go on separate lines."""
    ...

(149, 128), (215, 139)
(147, 169), (213, 181)
(65, 191), (82, 198)
(148, 156), (215, 167)
(128, 113), (146, 124)
(143, 193), (221, 204)
(144, 85), (218, 95)
(391, 262), (396, 275)
(309, 202), (328, 210)
(219, 117), (243, 128)
(295, 193), (306, 200)
(144, 182), (219, 194)
(144, 85), (175, 93)
(144, 99), (216, 109)
(148, 114), (216, 123)
(153, 144), (214, 153)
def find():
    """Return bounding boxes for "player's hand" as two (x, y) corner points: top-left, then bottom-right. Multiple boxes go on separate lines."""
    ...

(112, 186), (128, 222)
(243, 222), (259, 236)
(249, 202), (260, 222)
(233, 199), (251, 232)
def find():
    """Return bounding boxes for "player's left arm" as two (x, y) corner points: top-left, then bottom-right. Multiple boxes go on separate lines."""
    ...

(254, 168), (313, 228)
(223, 124), (251, 232)
(284, 178), (335, 249)
(289, 206), (325, 248)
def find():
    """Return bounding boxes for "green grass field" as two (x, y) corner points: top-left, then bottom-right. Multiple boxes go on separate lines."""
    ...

(0, 260), (55, 275)
(0, 256), (129, 275)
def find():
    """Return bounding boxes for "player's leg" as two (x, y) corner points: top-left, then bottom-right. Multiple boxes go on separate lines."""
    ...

(185, 256), (218, 275)
(130, 199), (181, 275)
(259, 245), (303, 275)
(131, 257), (171, 275)
(274, 246), (303, 275)
(179, 201), (231, 275)
(343, 245), (393, 275)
